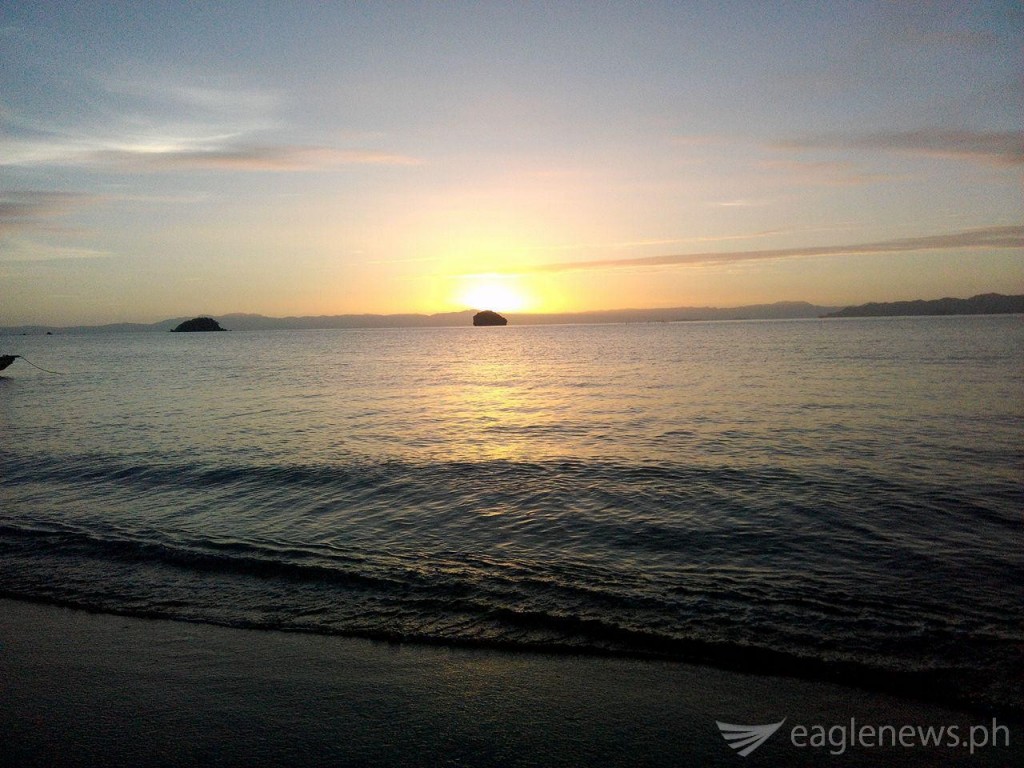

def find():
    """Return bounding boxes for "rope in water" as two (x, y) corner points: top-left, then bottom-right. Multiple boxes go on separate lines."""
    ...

(12, 356), (67, 375)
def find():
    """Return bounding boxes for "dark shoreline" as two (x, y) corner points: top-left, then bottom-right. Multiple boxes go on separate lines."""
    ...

(3, 592), (1016, 721)
(3, 597), (1020, 767)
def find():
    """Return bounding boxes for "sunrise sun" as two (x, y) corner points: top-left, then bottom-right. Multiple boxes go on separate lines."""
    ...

(456, 275), (531, 312)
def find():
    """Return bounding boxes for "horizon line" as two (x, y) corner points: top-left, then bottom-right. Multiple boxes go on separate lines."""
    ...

(2, 291), (1022, 331)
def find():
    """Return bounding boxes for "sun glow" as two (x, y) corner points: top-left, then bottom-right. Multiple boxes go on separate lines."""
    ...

(456, 275), (532, 312)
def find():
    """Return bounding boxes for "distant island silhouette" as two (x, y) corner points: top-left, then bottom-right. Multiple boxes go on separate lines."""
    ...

(3, 294), (1021, 335)
(473, 310), (508, 326)
(823, 293), (1024, 318)
(171, 317), (228, 332)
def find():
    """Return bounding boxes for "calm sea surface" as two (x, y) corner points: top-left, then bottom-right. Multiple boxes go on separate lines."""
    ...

(1, 317), (1021, 712)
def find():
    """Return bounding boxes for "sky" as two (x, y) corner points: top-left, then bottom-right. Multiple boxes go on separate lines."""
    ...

(1, 1), (1022, 325)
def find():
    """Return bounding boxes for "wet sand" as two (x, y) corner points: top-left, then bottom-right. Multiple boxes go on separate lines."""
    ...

(1, 598), (1018, 767)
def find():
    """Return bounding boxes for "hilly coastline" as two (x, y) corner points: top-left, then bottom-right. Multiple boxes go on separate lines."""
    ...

(824, 292), (1024, 318)
(2, 294), (1021, 335)
(1, 302), (839, 335)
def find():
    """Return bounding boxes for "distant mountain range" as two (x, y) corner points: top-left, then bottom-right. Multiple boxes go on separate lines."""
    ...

(0, 302), (838, 334)
(2, 294), (1021, 335)
(823, 292), (1024, 318)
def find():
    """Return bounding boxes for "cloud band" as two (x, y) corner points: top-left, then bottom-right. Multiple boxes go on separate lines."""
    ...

(526, 225), (1024, 273)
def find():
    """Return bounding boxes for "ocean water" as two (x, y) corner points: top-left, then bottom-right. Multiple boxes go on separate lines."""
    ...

(1, 316), (1021, 713)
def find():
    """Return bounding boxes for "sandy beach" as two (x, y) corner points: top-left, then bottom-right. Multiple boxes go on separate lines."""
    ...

(1, 598), (1018, 767)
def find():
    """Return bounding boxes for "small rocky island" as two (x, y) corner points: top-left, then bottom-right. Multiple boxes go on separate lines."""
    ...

(171, 317), (228, 332)
(472, 310), (508, 326)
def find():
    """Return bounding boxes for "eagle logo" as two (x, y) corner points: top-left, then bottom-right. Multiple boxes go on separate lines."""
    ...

(716, 719), (787, 757)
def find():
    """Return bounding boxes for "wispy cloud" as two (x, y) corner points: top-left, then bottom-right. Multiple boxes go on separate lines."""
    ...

(531, 229), (793, 254)
(521, 226), (1024, 273)
(0, 63), (422, 173)
(712, 198), (770, 207)
(0, 191), (110, 262)
(107, 76), (280, 118)
(97, 66), (282, 129)
(756, 158), (893, 186)
(0, 237), (112, 263)
(775, 130), (1024, 167)
(669, 135), (892, 187)
(0, 191), (100, 236)
(1, 136), (423, 172)
(93, 145), (424, 172)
